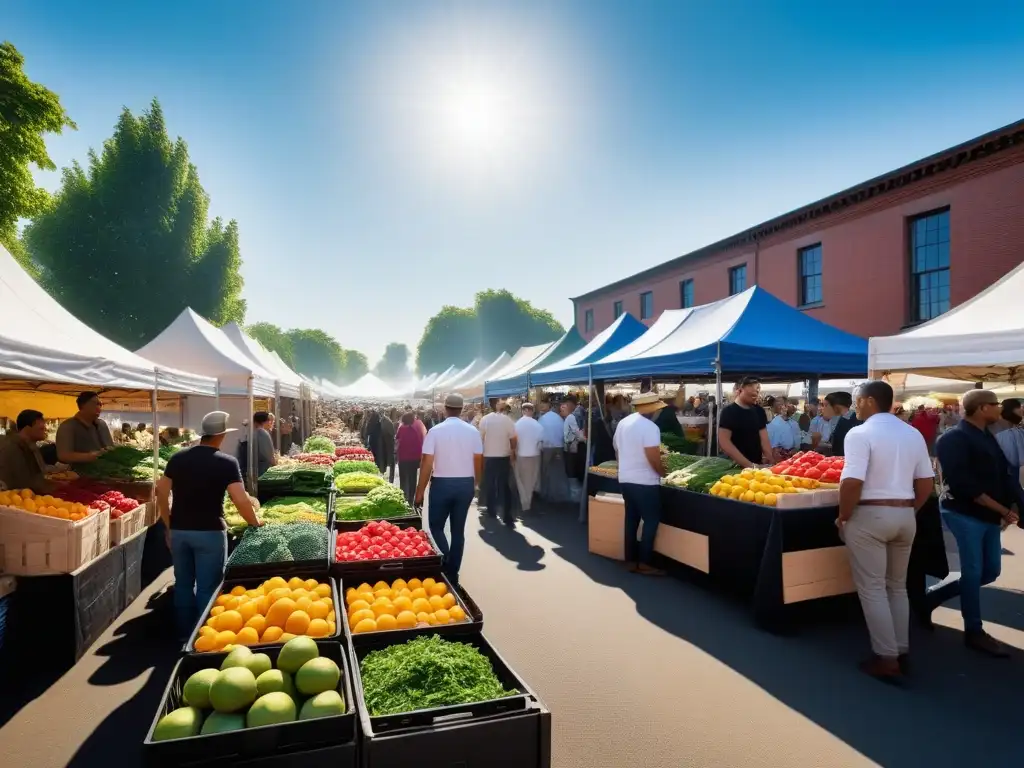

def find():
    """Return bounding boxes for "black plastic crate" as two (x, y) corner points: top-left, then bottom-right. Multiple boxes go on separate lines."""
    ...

(351, 630), (532, 735)
(224, 524), (331, 581)
(340, 568), (484, 647)
(358, 704), (551, 768)
(144, 639), (356, 767)
(184, 574), (341, 655)
(231, 741), (356, 768)
(330, 516), (443, 577)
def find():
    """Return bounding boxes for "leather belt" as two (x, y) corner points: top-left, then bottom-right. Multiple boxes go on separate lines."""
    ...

(859, 499), (915, 508)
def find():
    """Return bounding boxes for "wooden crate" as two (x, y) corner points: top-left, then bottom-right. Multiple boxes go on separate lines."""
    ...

(0, 505), (110, 575)
(109, 504), (146, 546)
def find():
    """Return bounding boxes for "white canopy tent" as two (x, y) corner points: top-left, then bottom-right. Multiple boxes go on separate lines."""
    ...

(435, 358), (487, 392)
(0, 244), (216, 397)
(335, 372), (400, 399)
(458, 352), (511, 400)
(221, 323), (302, 399)
(869, 261), (1024, 382)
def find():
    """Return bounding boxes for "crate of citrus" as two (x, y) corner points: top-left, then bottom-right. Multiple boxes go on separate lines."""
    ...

(187, 574), (341, 654)
(707, 467), (822, 507)
(0, 488), (110, 574)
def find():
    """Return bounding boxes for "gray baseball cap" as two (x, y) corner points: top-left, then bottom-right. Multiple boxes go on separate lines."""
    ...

(201, 411), (237, 437)
(444, 393), (465, 409)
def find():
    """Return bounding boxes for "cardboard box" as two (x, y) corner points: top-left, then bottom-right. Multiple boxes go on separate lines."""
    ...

(588, 493), (625, 560)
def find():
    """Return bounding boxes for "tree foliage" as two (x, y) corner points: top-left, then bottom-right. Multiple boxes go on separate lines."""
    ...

(23, 99), (245, 348)
(247, 323), (367, 385)
(374, 342), (412, 382)
(248, 322), (296, 369)
(0, 41), (76, 274)
(416, 290), (564, 374)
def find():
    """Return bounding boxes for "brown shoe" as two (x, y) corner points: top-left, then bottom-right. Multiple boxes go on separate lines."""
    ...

(636, 564), (667, 576)
(965, 631), (1010, 658)
(859, 656), (903, 684)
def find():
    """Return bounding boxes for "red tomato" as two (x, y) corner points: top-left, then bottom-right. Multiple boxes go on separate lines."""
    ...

(804, 468), (823, 480)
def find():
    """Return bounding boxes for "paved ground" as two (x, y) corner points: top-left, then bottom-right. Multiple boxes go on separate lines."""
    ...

(3, 504), (1024, 767)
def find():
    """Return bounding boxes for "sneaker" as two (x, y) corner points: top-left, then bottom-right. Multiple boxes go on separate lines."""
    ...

(965, 631), (1010, 658)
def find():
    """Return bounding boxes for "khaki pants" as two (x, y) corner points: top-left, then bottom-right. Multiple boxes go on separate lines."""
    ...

(844, 505), (917, 658)
(514, 455), (541, 511)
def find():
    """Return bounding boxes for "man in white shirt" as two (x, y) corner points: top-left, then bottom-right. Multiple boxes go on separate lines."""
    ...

(415, 393), (483, 582)
(808, 402), (831, 447)
(478, 400), (518, 526)
(538, 400), (568, 502)
(513, 402), (544, 513)
(766, 402), (796, 459)
(838, 381), (934, 682)
(613, 392), (667, 576)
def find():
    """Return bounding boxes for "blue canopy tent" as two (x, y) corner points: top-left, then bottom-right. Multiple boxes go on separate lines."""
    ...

(484, 327), (586, 398)
(528, 313), (649, 387)
(589, 287), (868, 381)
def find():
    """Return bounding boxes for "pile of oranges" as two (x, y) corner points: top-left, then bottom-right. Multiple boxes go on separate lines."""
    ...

(0, 488), (95, 521)
(345, 577), (468, 634)
(192, 576), (336, 652)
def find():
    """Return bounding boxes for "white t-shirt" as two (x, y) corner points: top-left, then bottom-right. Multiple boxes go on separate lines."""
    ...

(514, 416), (544, 458)
(539, 410), (564, 449)
(613, 412), (662, 485)
(479, 412), (516, 458)
(767, 415), (796, 450)
(840, 413), (933, 500)
(421, 416), (483, 478)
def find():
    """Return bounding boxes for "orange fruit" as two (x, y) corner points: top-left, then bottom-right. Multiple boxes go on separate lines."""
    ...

(416, 612), (431, 625)
(245, 615), (267, 636)
(199, 625), (217, 638)
(261, 626), (284, 643)
(223, 596), (242, 612)
(395, 611), (417, 629)
(349, 609), (375, 628)
(215, 594), (232, 607)
(376, 614), (398, 631)
(372, 581), (389, 591)
(214, 630), (237, 649)
(425, 613), (438, 625)
(235, 627), (260, 646)
(267, 588), (291, 607)
(238, 601), (259, 623)
(391, 578), (408, 590)
(230, 585), (247, 597)
(345, 588), (358, 605)
(287, 576), (305, 588)
(392, 596), (413, 613)
(194, 634), (218, 652)
(449, 606), (467, 622)
(428, 582), (447, 598)
(421, 578), (436, 591)
(266, 598), (296, 628)
(291, 588), (310, 602)
(279, 632), (297, 643)
(372, 602), (397, 618)
(428, 595), (445, 611)
(210, 605), (226, 617)
(398, 588), (412, 599)
(410, 588), (427, 601)
(441, 593), (457, 610)
(327, 610), (336, 623)
(294, 596), (314, 614)
(304, 578), (319, 591)
(314, 583), (331, 599)
(308, 601), (330, 621)
(347, 600), (371, 618)
(265, 576), (287, 590)
(256, 596), (270, 615)
(217, 610), (244, 633)
(320, 597), (333, 612)
(373, 588), (391, 600)
(406, 578), (422, 590)
(327, 621), (336, 635)
(352, 618), (377, 634)
(433, 608), (451, 624)
(356, 592), (374, 605)
(411, 598), (431, 614)
(285, 610), (311, 635)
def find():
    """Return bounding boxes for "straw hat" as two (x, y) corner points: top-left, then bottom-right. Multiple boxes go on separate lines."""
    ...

(632, 392), (667, 414)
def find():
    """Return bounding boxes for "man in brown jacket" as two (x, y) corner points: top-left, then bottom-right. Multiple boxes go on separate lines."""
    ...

(0, 409), (53, 494)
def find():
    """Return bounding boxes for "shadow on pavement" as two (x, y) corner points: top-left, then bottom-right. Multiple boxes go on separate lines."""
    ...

(521, 502), (1024, 767)
(67, 586), (181, 768)
(477, 510), (546, 572)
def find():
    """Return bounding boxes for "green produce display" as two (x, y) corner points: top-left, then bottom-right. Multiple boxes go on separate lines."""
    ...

(360, 635), (517, 717)
(76, 445), (171, 481)
(664, 457), (738, 493)
(663, 453), (703, 474)
(226, 522), (328, 567)
(302, 436), (336, 455)
(154, 638), (344, 741)
(334, 471), (386, 495)
(225, 495), (329, 535)
(661, 433), (701, 455)
(258, 465), (332, 495)
(335, 485), (411, 521)
(333, 459), (379, 476)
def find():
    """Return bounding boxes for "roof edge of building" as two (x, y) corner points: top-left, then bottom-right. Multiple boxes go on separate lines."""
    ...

(572, 117), (1024, 303)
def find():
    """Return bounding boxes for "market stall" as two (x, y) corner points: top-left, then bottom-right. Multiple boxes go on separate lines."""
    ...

(483, 329), (585, 399)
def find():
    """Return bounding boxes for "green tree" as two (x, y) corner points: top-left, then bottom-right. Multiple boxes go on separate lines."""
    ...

(416, 290), (564, 374)
(23, 99), (245, 347)
(341, 349), (369, 383)
(287, 328), (345, 382)
(248, 321), (296, 369)
(0, 41), (76, 274)
(374, 342), (412, 382)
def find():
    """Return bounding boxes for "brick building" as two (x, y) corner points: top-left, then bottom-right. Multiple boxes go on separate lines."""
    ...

(572, 119), (1024, 344)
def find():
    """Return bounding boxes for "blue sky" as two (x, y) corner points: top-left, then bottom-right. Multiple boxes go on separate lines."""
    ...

(7, 1), (1024, 367)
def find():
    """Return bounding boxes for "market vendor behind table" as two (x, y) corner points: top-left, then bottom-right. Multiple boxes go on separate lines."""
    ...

(55, 391), (114, 470)
(0, 409), (53, 494)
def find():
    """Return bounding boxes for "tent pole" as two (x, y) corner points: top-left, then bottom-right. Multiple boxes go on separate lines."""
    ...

(152, 371), (160, 490)
(215, 380), (221, 412)
(248, 377), (256, 492)
(579, 365), (594, 524)
(274, 382), (281, 454)
(713, 342), (723, 458)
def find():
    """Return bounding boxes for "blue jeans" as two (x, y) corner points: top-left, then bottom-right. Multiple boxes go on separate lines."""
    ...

(171, 529), (228, 639)
(428, 477), (475, 581)
(930, 505), (1002, 633)
(483, 457), (513, 521)
(620, 483), (661, 566)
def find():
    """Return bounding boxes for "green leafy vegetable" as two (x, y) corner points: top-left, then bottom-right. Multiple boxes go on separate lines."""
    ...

(336, 485), (411, 521)
(259, 465), (332, 494)
(303, 436), (336, 455)
(76, 445), (168, 481)
(663, 453), (703, 473)
(333, 460), (379, 476)
(360, 635), (517, 716)
(334, 471), (386, 494)
(226, 522), (327, 566)
(661, 433), (701, 455)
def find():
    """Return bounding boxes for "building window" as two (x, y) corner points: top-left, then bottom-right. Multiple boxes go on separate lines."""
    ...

(728, 265), (747, 295)
(680, 279), (694, 308)
(584, 309), (594, 332)
(798, 244), (823, 306)
(613, 300), (623, 319)
(640, 291), (654, 320)
(910, 209), (950, 322)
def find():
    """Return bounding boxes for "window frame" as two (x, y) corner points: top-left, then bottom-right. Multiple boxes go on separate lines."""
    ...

(584, 308), (594, 332)
(728, 264), (747, 296)
(908, 208), (951, 324)
(679, 279), (694, 308)
(640, 291), (654, 320)
(797, 243), (823, 307)
(613, 300), (623, 319)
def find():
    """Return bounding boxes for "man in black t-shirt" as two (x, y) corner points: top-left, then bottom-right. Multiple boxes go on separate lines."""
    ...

(156, 411), (261, 639)
(718, 377), (772, 468)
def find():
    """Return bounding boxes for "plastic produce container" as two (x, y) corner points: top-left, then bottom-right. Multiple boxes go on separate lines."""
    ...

(330, 516), (442, 578)
(143, 639), (356, 767)
(340, 567), (483, 647)
(351, 631), (551, 767)
(184, 574), (341, 655)
(224, 524), (331, 582)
